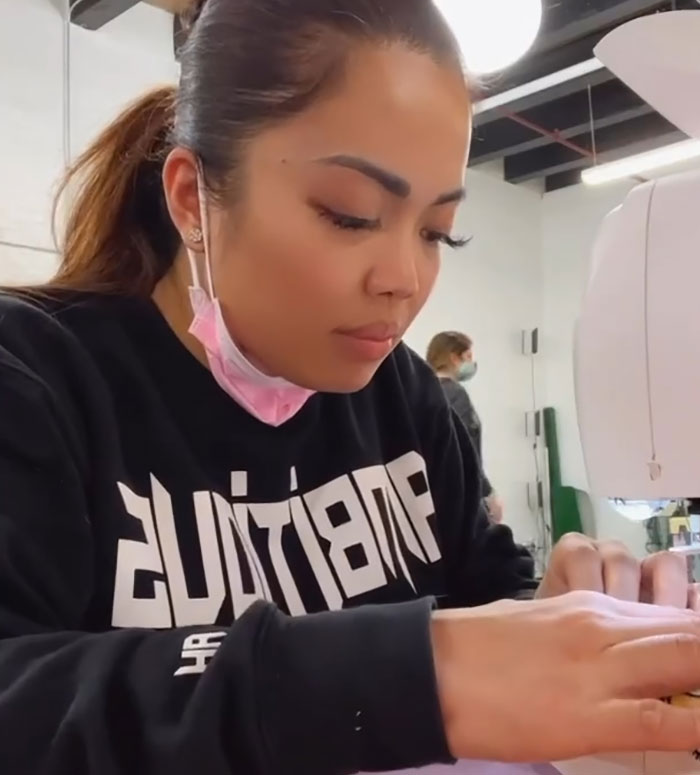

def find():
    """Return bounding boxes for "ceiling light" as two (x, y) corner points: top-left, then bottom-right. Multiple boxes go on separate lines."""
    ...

(582, 139), (700, 186)
(474, 58), (603, 115)
(434, 0), (543, 75)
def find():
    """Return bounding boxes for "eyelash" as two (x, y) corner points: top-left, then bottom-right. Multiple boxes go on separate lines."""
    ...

(422, 231), (471, 250)
(317, 207), (469, 250)
(318, 207), (381, 232)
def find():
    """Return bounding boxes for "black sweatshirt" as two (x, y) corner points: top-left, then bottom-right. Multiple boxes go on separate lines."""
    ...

(0, 292), (536, 775)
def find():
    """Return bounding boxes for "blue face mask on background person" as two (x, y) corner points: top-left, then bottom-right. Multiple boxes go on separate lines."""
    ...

(457, 361), (478, 383)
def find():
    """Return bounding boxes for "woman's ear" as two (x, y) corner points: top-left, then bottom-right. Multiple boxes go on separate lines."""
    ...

(163, 147), (204, 252)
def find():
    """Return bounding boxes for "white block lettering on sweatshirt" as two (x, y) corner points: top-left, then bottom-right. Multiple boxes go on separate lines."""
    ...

(174, 632), (227, 677)
(152, 477), (226, 628)
(112, 483), (172, 629)
(304, 474), (388, 600)
(111, 451), (441, 629)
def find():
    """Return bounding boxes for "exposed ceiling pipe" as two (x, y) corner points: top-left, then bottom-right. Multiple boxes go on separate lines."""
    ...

(504, 111), (595, 159)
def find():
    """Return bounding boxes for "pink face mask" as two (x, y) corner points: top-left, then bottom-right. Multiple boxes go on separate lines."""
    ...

(186, 172), (316, 427)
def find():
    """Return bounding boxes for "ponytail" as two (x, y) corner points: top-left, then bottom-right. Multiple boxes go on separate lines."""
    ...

(51, 86), (180, 297)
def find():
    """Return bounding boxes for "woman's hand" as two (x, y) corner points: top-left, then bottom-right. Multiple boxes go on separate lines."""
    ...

(537, 533), (694, 607)
(432, 591), (700, 763)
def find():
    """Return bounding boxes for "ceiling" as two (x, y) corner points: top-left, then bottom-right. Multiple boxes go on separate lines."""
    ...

(70, 0), (699, 191)
(472, 0), (700, 190)
(69, 0), (187, 29)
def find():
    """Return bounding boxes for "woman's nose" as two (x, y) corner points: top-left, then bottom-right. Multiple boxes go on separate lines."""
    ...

(365, 240), (422, 300)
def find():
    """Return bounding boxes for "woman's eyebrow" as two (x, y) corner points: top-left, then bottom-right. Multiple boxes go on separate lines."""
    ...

(314, 155), (465, 205)
(315, 155), (411, 198)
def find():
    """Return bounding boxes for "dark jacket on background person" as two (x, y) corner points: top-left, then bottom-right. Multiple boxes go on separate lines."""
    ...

(439, 376), (493, 497)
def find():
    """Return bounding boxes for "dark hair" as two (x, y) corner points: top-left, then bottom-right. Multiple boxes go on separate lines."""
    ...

(426, 331), (473, 372)
(50, 0), (465, 297)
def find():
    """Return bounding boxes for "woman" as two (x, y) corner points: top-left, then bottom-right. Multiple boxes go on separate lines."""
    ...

(2, 1), (700, 773)
(427, 331), (504, 523)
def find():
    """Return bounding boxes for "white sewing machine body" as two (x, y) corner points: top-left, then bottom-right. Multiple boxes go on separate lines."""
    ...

(562, 8), (700, 775)
(575, 9), (700, 502)
(576, 167), (700, 500)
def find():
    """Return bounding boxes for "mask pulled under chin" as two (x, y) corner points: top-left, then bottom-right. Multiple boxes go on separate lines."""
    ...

(188, 286), (316, 427)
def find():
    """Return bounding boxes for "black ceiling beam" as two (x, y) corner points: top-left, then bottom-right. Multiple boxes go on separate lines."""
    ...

(511, 129), (686, 183)
(472, 80), (653, 163)
(504, 112), (684, 183)
(476, 66), (613, 126)
(470, 123), (539, 166)
(471, 103), (653, 166)
(534, 0), (669, 56)
(70, 0), (139, 30)
(545, 170), (588, 193)
(507, 128), (687, 182)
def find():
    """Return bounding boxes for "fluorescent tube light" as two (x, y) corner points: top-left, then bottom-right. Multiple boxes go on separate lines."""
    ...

(582, 139), (700, 186)
(474, 58), (604, 115)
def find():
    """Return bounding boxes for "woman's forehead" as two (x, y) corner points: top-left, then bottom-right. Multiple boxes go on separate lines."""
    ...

(247, 46), (472, 202)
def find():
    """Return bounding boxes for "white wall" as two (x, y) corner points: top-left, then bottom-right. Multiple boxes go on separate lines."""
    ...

(407, 167), (544, 545)
(68, 3), (178, 158)
(0, 0), (177, 283)
(0, 0), (64, 255)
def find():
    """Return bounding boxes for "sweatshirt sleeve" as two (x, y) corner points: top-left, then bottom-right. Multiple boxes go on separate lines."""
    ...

(0, 333), (452, 774)
(422, 377), (538, 607)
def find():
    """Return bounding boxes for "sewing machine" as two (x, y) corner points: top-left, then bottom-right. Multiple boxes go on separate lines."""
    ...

(560, 9), (700, 775)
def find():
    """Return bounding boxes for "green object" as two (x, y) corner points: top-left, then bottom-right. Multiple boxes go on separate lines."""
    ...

(543, 407), (584, 541)
(644, 515), (667, 554)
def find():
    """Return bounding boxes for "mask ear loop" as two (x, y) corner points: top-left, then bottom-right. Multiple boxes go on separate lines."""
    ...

(187, 158), (215, 301)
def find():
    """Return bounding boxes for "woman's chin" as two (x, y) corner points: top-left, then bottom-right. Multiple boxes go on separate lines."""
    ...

(302, 362), (383, 394)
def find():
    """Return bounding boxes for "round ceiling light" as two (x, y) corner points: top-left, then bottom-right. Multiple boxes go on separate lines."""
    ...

(434, 0), (544, 75)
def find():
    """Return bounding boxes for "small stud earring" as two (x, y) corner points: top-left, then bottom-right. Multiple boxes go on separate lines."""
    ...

(188, 226), (203, 244)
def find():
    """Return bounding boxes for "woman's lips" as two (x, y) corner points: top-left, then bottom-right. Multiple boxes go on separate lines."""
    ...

(334, 323), (400, 361)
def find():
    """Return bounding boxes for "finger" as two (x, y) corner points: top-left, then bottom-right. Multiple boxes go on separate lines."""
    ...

(689, 584), (700, 612)
(641, 552), (689, 607)
(605, 633), (700, 698)
(558, 534), (605, 593)
(561, 589), (700, 623)
(600, 611), (700, 649)
(598, 541), (641, 601)
(590, 699), (700, 755)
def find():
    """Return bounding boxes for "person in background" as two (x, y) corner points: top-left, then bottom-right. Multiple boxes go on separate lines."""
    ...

(427, 331), (504, 523)
(1, 1), (700, 773)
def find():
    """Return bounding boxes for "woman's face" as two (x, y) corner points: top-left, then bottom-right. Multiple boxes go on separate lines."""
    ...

(448, 347), (473, 375)
(195, 43), (471, 392)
